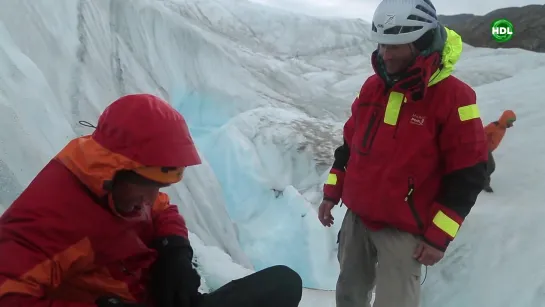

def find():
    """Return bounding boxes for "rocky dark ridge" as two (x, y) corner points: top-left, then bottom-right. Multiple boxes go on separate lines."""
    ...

(438, 5), (545, 52)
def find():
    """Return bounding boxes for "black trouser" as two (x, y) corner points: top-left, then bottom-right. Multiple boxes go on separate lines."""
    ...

(485, 151), (496, 188)
(197, 265), (303, 307)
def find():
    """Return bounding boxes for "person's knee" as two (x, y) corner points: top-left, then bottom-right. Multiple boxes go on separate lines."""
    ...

(263, 265), (302, 300)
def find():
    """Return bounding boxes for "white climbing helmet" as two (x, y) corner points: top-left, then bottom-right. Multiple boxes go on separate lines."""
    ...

(370, 0), (439, 45)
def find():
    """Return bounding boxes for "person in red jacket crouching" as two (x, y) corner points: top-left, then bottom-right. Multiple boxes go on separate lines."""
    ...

(318, 0), (488, 306)
(0, 94), (302, 307)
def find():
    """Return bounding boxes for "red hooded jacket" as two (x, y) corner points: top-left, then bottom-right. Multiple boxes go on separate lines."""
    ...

(0, 94), (201, 306)
(323, 28), (488, 251)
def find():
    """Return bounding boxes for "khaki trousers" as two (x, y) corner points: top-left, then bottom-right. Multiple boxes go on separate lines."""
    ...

(336, 209), (422, 307)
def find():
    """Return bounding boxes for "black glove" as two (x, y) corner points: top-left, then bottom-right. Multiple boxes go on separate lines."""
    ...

(96, 296), (147, 307)
(150, 235), (202, 307)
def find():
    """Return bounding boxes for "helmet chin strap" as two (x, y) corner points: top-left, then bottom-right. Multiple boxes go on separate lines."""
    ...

(409, 43), (418, 57)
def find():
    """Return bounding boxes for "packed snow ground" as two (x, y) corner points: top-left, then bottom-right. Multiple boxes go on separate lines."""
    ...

(0, 0), (544, 305)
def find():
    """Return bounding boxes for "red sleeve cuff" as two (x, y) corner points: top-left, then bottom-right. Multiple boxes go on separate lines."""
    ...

(424, 202), (464, 252)
(152, 194), (189, 239)
(323, 168), (345, 204)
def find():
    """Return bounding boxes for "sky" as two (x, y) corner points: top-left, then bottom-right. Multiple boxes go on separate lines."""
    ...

(248, 0), (545, 22)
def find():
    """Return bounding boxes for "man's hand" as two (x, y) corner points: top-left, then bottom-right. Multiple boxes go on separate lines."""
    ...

(318, 200), (335, 227)
(413, 240), (444, 266)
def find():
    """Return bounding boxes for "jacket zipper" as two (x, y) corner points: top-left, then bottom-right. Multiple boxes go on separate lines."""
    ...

(404, 177), (424, 231)
(361, 111), (377, 149)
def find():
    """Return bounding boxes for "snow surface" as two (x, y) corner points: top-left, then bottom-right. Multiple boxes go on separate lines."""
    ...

(1, 0), (545, 306)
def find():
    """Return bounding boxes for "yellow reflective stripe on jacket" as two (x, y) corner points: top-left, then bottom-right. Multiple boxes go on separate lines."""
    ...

(384, 91), (405, 125)
(458, 104), (480, 121)
(432, 210), (460, 238)
(326, 173), (337, 185)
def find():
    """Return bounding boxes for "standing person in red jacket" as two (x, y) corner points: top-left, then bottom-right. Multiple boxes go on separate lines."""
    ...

(318, 0), (488, 306)
(0, 94), (302, 307)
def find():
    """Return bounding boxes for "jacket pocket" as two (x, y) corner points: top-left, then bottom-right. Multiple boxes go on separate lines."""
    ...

(404, 176), (424, 232)
(356, 108), (382, 156)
